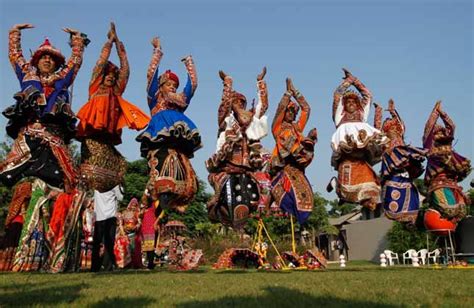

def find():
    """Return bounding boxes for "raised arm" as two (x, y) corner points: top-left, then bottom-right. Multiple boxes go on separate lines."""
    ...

(147, 37), (163, 105)
(181, 55), (198, 105)
(373, 102), (382, 130)
(254, 67), (268, 119)
(57, 27), (87, 88)
(217, 71), (233, 133)
(333, 70), (354, 124)
(89, 38), (112, 90)
(423, 101), (441, 149)
(8, 24), (34, 81)
(438, 106), (455, 138)
(293, 87), (310, 132)
(114, 40), (129, 94)
(111, 23), (129, 94)
(387, 99), (405, 135)
(272, 90), (291, 138)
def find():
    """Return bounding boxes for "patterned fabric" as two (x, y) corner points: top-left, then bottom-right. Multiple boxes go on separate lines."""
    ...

(5, 181), (32, 227)
(207, 76), (268, 172)
(428, 184), (467, 220)
(271, 165), (313, 224)
(141, 202), (158, 252)
(76, 40), (149, 145)
(381, 145), (426, 179)
(337, 159), (380, 210)
(271, 92), (310, 169)
(137, 48), (201, 157)
(12, 180), (51, 272)
(332, 76), (371, 127)
(382, 176), (421, 224)
(0, 122), (77, 190)
(8, 28), (87, 141)
(270, 89), (315, 224)
(147, 148), (198, 210)
(422, 104), (471, 220)
(80, 138), (127, 192)
(207, 173), (260, 227)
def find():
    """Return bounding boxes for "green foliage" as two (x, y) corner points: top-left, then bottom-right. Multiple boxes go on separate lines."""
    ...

(166, 179), (212, 236)
(387, 221), (437, 254)
(467, 189), (474, 216)
(122, 159), (149, 206)
(327, 199), (357, 218)
(244, 192), (335, 241)
(0, 140), (13, 234)
(413, 178), (427, 196)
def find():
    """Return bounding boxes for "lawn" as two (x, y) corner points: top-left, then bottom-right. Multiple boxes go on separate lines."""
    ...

(1, 262), (473, 307)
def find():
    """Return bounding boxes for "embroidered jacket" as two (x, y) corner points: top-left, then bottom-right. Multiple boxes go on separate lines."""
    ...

(146, 48), (197, 116)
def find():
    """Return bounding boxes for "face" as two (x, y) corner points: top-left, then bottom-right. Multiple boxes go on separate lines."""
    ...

(344, 98), (357, 114)
(236, 98), (246, 109)
(37, 54), (56, 74)
(161, 80), (178, 94)
(103, 71), (117, 87)
(284, 107), (296, 122)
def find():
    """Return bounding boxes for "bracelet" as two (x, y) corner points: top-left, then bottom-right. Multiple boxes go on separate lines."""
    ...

(294, 90), (302, 98)
(284, 91), (292, 97)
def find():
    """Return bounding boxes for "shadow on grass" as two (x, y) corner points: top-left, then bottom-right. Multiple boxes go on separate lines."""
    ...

(1, 282), (88, 307)
(89, 296), (155, 307)
(177, 286), (399, 308)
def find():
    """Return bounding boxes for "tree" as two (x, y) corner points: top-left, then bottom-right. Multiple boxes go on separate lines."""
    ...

(467, 189), (474, 216)
(327, 199), (357, 218)
(122, 159), (149, 206)
(166, 179), (212, 236)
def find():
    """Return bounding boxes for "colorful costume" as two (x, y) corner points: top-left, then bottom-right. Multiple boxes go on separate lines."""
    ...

(6, 28), (87, 142)
(0, 181), (32, 271)
(117, 198), (143, 268)
(76, 36), (149, 192)
(330, 72), (387, 210)
(271, 87), (316, 224)
(422, 103), (471, 223)
(12, 179), (53, 272)
(76, 39), (149, 144)
(1, 27), (88, 190)
(206, 73), (271, 227)
(375, 101), (426, 224)
(136, 45), (201, 210)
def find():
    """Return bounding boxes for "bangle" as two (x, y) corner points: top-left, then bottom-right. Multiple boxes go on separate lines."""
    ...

(294, 90), (302, 98)
(284, 91), (292, 97)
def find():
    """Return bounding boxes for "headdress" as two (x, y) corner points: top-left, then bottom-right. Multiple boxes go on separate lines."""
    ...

(30, 38), (65, 69)
(159, 69), (179, 87)
(342, 90), (362, 109)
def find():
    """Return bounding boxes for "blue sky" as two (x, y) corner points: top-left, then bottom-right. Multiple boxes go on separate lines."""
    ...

(1, 0), (472, 199)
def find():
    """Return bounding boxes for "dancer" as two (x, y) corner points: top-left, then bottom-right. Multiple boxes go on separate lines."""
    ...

(206, 68), (271, 227)
(328, 69), (387, 210)
(136, 37), (201, 211)
(1, 23), (88, 189)
(422, 102), (471, 224)
(374, 99), (426, 224)
(76, 23), (149, 192)
(271, 78), (317, 225)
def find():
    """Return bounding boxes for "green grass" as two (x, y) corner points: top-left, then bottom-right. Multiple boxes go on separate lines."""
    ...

(1, 262), (473, 307)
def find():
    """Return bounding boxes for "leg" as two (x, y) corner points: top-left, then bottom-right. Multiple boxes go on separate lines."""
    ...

(147, 251), (155, 269)
(103, 218), (117, 271)
(91, 220), (105, 272)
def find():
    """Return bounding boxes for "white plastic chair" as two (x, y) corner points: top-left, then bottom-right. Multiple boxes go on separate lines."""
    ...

(418, 249), (428, 265)
(427, 248), (441, 264)
(403, 249), (417, 264)
(383, 250), (399, 266)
